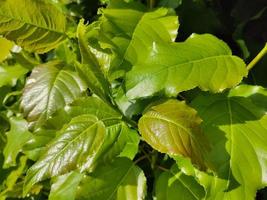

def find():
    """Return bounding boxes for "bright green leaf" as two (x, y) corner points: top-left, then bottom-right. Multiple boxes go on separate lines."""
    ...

(76, 158), (147, 200)
(138, 99), (209, 169)
(23, 114), (106, 195)
(49, 171), (83, 200)
(191, 85), (267, 199)
(125, 32), (247, 99)
(23, 129), (56, 161)
(0, 64), (28, 87)
(0, 0), (67, 53)
(21, 61), (86, 129)
(0, 38), (13, 62)
(3, 117), (31, 168)
(155, 164), (205, 200)
(77, 20), (111, 102)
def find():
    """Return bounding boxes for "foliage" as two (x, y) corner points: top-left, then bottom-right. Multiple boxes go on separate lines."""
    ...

(0, 0), (267, 199)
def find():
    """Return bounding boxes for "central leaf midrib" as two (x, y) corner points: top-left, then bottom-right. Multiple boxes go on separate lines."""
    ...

(0, 12), (66, 35)
(43, 119), (100, 169)
(127, 54), (239, 87)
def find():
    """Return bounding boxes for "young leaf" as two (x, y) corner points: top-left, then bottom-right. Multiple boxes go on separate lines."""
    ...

(155, 164), (205, 200)
(76, 157), (147, 200)
(3, 117), (31, 168)
(0, 0), (67, 53)
(125, 32), (247, 98)
(191, 85), (267, 199)
(21, 61), (86, 129)
(0, 38), (13, 62)
(49, 171), (83, 200)
(138, 99), (209, 169)
(23, 114), (106, 195)
(77, 20), (111, 102)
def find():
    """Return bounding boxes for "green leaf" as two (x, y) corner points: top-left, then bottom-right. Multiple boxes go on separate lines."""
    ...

(0, 38), (13, 62)
(190, 85), (267, 199)
(23, 114), (106, 195)
(0, 64), (28, 87)
(65, 97), (122, 126)
(77, 20), (111, 102)
(155, 164), (205, 200)
(49, 171), (83, 200)
(21, 61), (86, 129)
(3, 117), (31, 168)
(125, 32), (247, 99)
(0, 156), (27, 199)
(0, 0), (67, 53)
(76, 158), (147, 200)
(23, 129), (56, 161)
(138, 99), (209, 169)
(65, 97), (140, 164)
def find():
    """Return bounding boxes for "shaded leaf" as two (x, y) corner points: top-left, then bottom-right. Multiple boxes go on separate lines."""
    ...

(190, 85), (267, 199)
(76, 158), (147, 200)
(0, 0), (67, 53)
(155, 164), (205, 200)
(138, 99), (209, 169)
(49, 171), (83, 200)
(77, 20), (111, 102)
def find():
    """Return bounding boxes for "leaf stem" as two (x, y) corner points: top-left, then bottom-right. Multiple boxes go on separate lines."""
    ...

(157, 165), (169, 172)
(247, 43), (267, 71)
(147, 0), (156, 9)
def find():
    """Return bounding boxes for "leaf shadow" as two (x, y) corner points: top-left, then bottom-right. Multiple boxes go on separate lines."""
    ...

(197, 94), (267, 191)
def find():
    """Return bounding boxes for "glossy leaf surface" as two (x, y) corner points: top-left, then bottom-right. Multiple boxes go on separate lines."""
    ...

(21, 61), (86, 129)
(24, 115), (106, 195)
(139, 99), (209, 169)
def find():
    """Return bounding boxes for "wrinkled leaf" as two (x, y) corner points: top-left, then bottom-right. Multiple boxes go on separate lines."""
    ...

(0, 0), (67, 53)
(138, 99), (209, 169)
(21, 61), (86, 129)
(23, 114), (106, 195)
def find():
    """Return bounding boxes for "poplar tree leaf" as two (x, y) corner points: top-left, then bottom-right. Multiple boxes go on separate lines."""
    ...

(49, 171), (83, 200)
(0, 38), (13, 62)
(138, 99), (209, 170)
(21, 61), (86, 129)
(190, 85), (267, 199)
(0, 0), (67, 53)
(3, 117), (31, 168)
(76, 158), (147, 200)
(155, 164), (205, 200)
(23, 114), (106, 195)
(125, 32), (247, 99)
